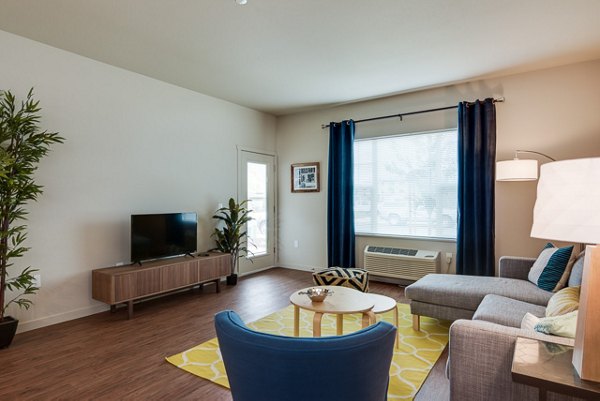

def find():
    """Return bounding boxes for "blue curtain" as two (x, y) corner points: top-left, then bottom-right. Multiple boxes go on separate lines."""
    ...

(327, 120), (356, 268)
(457, 99), (496, 276)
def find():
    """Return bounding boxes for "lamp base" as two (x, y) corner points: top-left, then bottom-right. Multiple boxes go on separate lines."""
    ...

(573, 244), (600, 382)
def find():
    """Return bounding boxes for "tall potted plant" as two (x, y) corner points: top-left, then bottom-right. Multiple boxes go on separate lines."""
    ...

(0, 89), (63, 348)
(211, 198), (252, 285)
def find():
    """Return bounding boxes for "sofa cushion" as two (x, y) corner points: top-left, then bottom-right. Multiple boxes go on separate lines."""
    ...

(545, 286), (580, 317)
(405, 274), (553, 312)
(473, 294), (546, 328)
(528, 243), (575, 292)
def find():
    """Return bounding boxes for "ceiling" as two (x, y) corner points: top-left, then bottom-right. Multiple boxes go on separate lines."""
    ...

(1, 0), (600, 115)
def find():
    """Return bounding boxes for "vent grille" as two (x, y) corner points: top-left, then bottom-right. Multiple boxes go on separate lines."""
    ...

(366, 246), (417, 256)
(364, 246), (439, 281)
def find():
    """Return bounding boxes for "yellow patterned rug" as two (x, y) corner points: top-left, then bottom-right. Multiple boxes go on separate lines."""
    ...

(166, 303), (449, 400)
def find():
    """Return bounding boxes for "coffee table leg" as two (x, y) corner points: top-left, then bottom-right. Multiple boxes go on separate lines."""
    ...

(362, 311), (375, 328)
(313, 312), (323, 337)
(294, 305), (300, 337)
(336, 314), (343, 335)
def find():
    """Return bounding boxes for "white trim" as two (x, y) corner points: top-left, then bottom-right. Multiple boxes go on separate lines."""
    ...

(356, 233), (457, 243)
(236, 145), (277, 200)
(279, 263), (319, 272)
(236, 147), (278, 268)
(245, 251), (270, 260)
(235, 145), (277, 157)
(239, 265), (277, 277)
(15, 304), (109, 333)
(354, 127), (457, 142)
(354, 128), (458, 240)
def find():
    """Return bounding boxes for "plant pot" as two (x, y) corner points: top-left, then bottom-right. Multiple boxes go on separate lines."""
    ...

(226, 274), (238, 286)
(0, 316), (19, 349)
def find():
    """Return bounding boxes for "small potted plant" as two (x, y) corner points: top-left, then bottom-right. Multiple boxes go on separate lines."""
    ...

(0, 89), (63, 348)
(211, 198), (252, 285)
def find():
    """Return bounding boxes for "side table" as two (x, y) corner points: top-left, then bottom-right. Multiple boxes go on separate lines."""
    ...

(512, 337), (600, 401)
(368, 293), (400, 349)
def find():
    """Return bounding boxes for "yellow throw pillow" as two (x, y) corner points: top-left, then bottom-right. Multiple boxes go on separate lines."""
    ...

(545, 286), (580, 317)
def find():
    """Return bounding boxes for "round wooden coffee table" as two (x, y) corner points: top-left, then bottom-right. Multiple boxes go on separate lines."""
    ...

(290, 286), (375, 337)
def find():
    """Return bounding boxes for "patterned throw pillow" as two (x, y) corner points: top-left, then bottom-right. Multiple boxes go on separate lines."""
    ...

(546, 286), (580, 317)
(528, 243), (575, 292)
(535, 311), (578, 339)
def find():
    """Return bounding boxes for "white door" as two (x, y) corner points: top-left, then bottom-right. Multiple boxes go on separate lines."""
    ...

(238, 150), (276, 273)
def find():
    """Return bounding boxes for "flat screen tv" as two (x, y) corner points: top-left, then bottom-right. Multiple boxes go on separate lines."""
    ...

(131, 212), (197, 263)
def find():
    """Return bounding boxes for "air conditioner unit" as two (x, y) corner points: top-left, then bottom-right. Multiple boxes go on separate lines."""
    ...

(363, 245), (439, 281)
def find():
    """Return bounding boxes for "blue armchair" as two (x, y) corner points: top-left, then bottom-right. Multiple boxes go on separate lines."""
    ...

(215, 310), (396, 401)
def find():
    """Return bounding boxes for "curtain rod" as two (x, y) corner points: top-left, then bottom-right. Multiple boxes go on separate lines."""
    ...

(321, 97), (505, 129)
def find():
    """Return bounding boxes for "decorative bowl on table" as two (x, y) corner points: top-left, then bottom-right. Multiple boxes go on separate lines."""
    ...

(299, 287), (333, 302)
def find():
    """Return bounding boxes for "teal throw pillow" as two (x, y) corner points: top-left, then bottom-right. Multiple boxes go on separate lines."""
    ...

(528, 243), (575, 292)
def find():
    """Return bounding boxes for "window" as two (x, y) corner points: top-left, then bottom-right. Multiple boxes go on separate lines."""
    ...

(247, 162), (268, 256)
(354, 129), (457, 239)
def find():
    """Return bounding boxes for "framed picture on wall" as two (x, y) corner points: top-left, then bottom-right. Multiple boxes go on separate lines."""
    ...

(291, 162), (320, 193)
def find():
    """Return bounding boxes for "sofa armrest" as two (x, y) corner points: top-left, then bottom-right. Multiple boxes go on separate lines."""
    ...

(448, 319), (576, 401)
(498, 256), (536, 280)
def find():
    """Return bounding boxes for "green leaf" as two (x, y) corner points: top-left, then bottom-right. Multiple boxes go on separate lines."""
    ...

(210, 198), (256, 274)
(0, 88), (63, 319)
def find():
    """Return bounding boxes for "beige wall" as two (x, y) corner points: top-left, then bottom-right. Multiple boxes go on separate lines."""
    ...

(0, 30), (276, 332)
(276, 59), (600, 273)
(3, 26), (600, 332)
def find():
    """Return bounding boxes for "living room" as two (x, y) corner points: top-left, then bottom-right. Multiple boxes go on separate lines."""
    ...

(1, 1), (600, 400)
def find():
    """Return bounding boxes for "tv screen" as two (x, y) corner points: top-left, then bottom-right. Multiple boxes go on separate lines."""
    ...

(131, 212), (197, 263)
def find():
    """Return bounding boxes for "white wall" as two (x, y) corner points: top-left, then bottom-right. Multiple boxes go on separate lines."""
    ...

(276, 59), (600, 274)
(0, 30), (276, 332)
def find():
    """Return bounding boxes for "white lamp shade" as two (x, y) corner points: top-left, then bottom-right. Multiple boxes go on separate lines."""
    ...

(496, 159), (538, 181)
(531, 158), (600, 244)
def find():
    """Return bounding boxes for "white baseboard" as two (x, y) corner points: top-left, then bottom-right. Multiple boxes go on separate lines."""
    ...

(16, 304), (109, 334)
(239, 265), (276, 277)
(278, 263), (318, 272)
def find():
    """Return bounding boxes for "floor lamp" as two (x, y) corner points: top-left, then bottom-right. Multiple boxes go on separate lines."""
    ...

(530, 158), (600, 382)
(496, 150), (556, 181)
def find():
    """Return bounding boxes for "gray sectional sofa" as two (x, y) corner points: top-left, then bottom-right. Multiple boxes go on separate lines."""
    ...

(406, 257), (552, 326)
(405, 256), (582, 401)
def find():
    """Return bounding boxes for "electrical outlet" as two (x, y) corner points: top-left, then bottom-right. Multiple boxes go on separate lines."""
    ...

(218, 203), (223, 209)
(33, 274), (42, 288)
(293, 240), (299, 248)
(446, 252), (453, 264)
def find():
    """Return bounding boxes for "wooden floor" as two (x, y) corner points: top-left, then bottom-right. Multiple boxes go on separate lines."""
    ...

(0, 268), (449, 400)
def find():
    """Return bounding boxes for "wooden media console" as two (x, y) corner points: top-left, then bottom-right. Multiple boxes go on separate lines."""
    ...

(92, 253), (230, 319)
